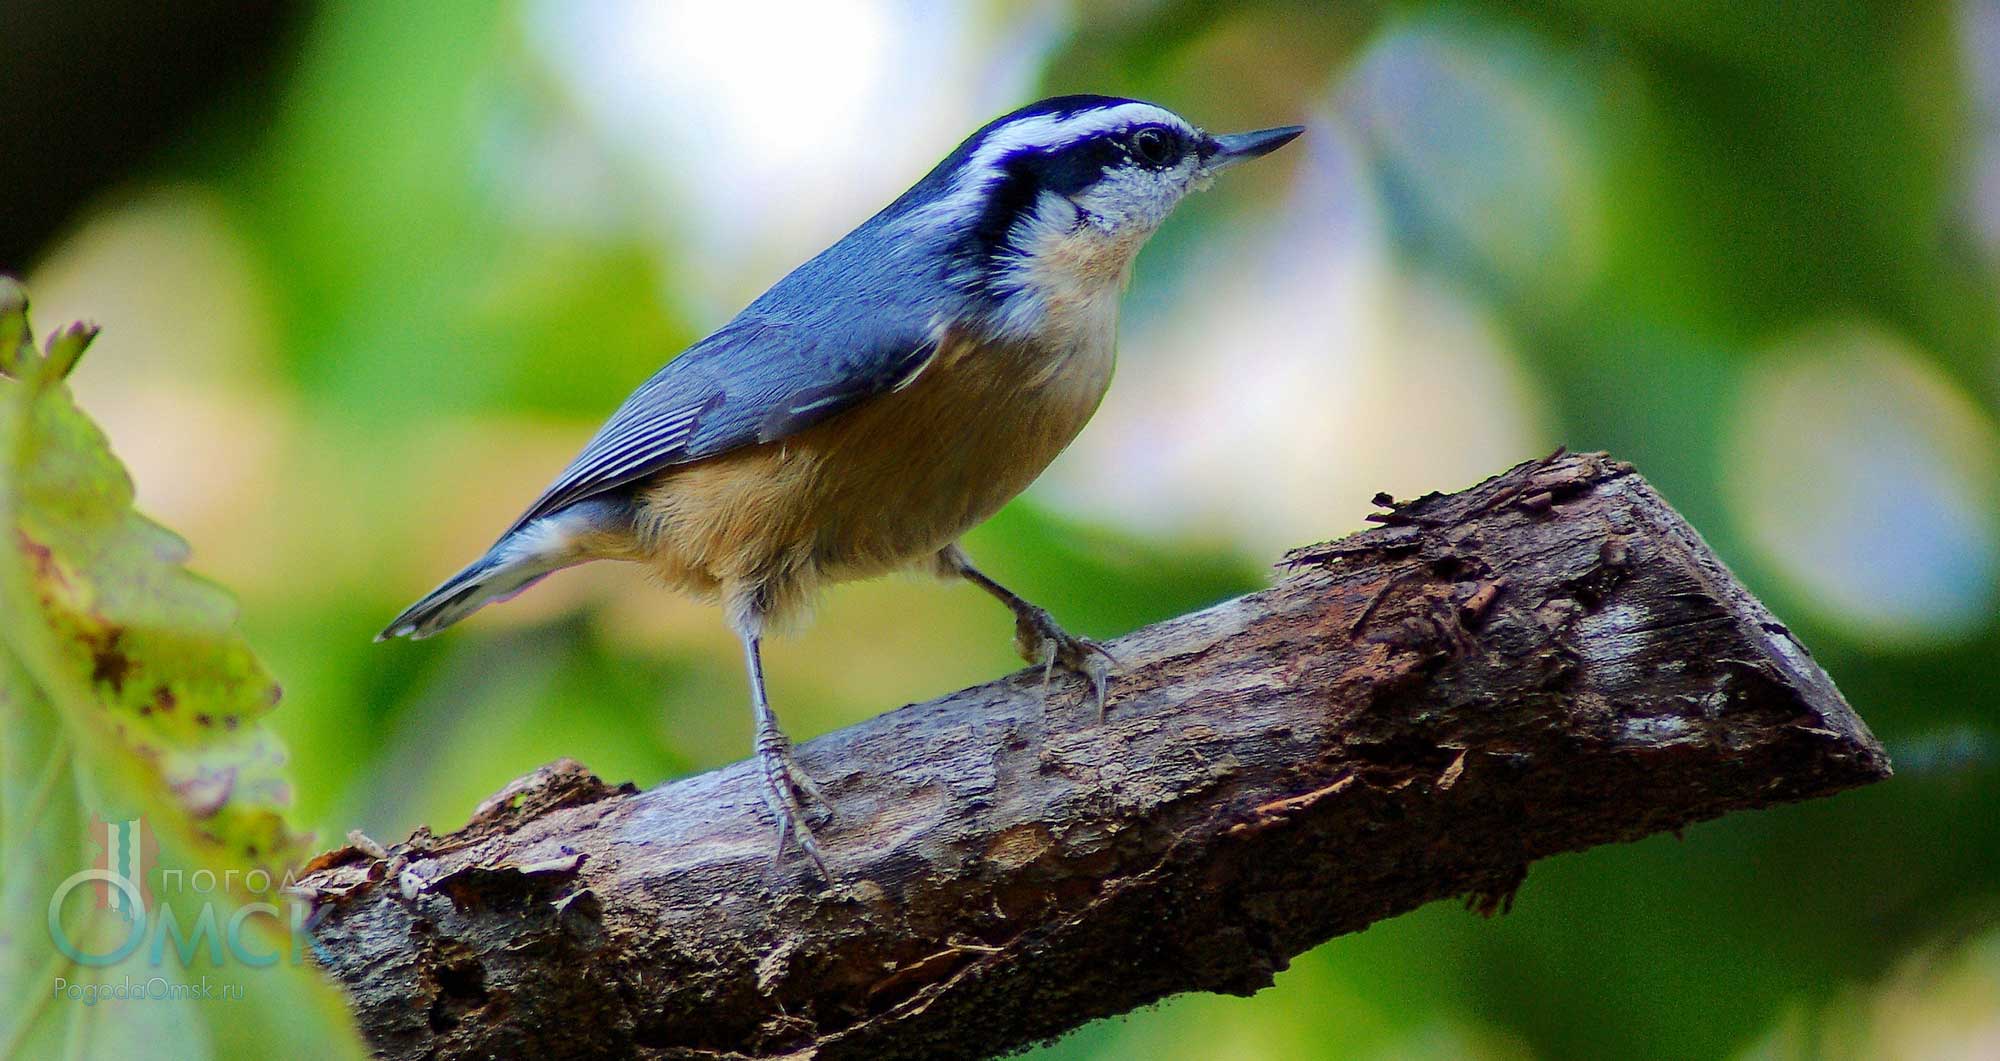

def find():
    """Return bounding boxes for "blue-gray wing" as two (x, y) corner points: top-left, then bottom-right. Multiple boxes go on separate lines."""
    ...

(499, 313), (938, 537)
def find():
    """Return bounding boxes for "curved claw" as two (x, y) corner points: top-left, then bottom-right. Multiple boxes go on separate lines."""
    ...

(756, 737), (834, 881)
(1014, 605), (1119, 719)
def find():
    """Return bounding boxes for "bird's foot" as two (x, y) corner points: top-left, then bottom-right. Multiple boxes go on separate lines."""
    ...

(1013, 605), (1118, 719)
(755, 733), (834, 880)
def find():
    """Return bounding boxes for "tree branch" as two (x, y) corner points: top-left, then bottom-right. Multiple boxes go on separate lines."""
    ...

(299, 452), (1890, 1060)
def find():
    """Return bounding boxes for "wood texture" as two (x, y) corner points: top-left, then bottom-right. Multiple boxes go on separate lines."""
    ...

(299, 452), (1890, 1060)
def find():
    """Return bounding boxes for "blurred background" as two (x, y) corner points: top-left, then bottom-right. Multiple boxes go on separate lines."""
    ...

(5, 0), (1998, 1057)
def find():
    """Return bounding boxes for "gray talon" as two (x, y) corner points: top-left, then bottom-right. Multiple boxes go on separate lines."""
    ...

(756, 736), (833, 880)
(1014, 605), (1117, 718)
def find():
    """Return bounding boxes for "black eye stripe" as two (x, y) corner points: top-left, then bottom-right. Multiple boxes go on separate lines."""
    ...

(990, 125), (1185, 176)
(989, 137), (1125, 194)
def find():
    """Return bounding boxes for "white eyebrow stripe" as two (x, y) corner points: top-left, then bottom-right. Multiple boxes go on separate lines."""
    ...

(968, 103), (1186, 171)
(899, 102), (1191, 237)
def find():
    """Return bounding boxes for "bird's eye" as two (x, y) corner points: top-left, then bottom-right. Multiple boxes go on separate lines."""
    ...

(1131, 127), (1175, 167)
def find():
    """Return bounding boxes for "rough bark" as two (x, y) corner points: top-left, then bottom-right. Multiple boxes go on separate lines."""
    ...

(298, 451), (1890, 1060)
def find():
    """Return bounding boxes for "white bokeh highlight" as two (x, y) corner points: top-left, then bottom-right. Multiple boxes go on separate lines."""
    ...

(520, 0), (1062, 310)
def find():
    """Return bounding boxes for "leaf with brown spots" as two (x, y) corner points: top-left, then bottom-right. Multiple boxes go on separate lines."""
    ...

(0, 279), (307, 878)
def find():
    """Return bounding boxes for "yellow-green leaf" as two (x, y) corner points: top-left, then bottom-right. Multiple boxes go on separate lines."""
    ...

(0, 282), (305, 878)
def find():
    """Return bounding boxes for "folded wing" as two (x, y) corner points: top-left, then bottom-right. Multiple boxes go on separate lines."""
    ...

(498, 313), (939, 538)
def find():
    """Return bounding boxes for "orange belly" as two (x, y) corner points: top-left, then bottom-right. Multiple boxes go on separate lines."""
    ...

(629, 330), (1115, 624)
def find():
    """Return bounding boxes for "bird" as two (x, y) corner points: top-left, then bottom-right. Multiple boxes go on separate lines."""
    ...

(378, 94), (1303, 878)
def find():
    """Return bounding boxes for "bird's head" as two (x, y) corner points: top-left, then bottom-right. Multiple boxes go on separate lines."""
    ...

(893, 95), (1303, 337)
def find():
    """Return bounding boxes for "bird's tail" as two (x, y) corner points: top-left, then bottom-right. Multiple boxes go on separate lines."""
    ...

(374, 552), (548, 641)
(376, 499), (628, 641)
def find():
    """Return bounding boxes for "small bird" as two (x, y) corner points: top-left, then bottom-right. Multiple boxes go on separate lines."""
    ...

(379, 95), (1302, 876)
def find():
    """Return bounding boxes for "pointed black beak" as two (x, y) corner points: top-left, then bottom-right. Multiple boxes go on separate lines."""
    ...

(1203, 125), (1305, 172)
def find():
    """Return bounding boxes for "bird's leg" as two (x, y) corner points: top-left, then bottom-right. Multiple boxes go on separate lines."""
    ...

(937, 544), (1117, 718)
(733, 613), (833, 880)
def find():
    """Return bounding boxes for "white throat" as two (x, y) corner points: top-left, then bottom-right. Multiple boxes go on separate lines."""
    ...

(985, 191), (1144, 349)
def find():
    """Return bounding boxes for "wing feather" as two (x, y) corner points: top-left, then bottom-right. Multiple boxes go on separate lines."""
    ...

(497, 315), (939, 538)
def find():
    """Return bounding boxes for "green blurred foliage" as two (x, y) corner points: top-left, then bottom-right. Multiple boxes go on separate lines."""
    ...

(5, 0), (2000, 1057)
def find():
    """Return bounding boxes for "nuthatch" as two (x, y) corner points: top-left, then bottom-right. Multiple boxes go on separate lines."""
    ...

(379, 95), (1302, 876)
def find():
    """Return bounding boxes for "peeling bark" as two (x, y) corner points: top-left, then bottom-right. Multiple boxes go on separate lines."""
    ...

(299, 452), (1890, 1060)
